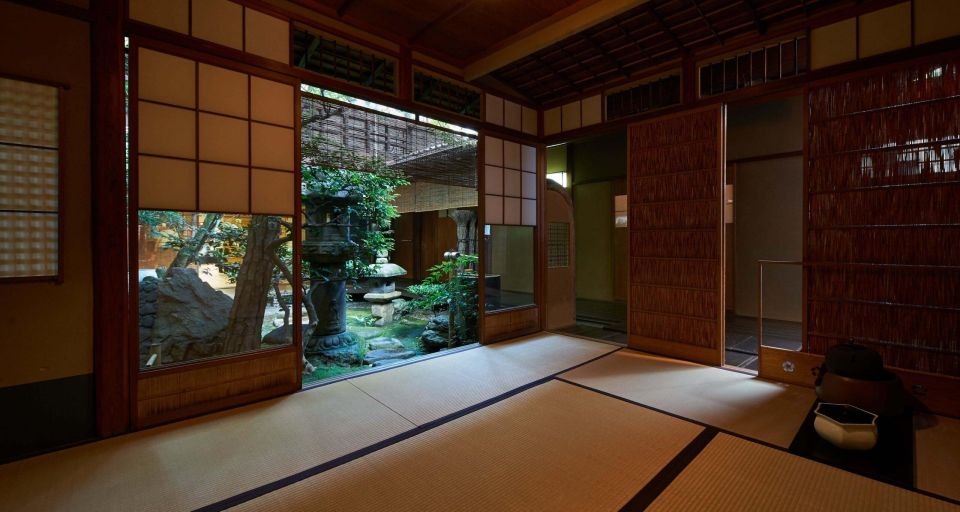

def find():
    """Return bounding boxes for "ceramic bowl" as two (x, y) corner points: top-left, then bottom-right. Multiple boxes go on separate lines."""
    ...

(813, 402), (878, 451)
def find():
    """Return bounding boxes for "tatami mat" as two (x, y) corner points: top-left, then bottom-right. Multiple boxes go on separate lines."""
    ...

(647, 433), (958, 511)
(0, 381), (414, 512)
(560, 349), (815, 447)
(349, 333), (618, 425)
(230, 380), (704, 512)
(916, 414), (960, 502)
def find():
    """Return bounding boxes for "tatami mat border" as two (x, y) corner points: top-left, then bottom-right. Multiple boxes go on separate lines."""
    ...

(554, 378), (960, 508)
(193, 347), (623, 511)
(620, 428), (719, 512)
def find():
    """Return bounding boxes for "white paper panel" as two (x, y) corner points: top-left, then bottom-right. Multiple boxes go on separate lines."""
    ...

(251, 77), (294, 127)
(139, 48), (196, 109)
(129, 0), (189, 34)
(503, 169), (521, 198)
(199, 163), (249, 212)
(198, 63), (248, 118)
(251, 123), (294, 171)
(191, 0), (243, 50)
(484, 136), (503, 166)
(504, 100), (522, 131)
(245, 8), (290, 63)
(199, 113), (249, 165)
(251, 168), (293, 214)
(485, 94), (504, 126)
(139, 102), (196, 159)
(485, 165), (503, 195)
(138, 155), (196, 210)
(485, 194), (503, 225)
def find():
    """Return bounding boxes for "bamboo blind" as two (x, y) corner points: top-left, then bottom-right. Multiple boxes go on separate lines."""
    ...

(806, 60), (960, 376)
(628, 107), (723, 351)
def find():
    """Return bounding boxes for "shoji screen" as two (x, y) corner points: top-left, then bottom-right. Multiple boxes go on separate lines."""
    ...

(135, 46), (296, 216)
(628, 107), (725, 365)
(482, 134), (541, 341)
(483, 135), (537, 226)
(806, 59), (960, 378)
(130, 41), (300, 426)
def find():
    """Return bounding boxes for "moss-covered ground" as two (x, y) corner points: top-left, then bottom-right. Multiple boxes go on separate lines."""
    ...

(302, 303), (428, 385)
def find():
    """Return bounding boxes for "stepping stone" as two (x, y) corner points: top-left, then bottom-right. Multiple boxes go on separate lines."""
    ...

(371, 358), (409, 367)
(363, 349), (416, 365)
(367, 337), (405, 351)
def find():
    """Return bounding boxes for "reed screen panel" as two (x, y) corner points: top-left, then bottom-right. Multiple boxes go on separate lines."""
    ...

(628, 108), (723, 352)
(806, 60), (960, 376)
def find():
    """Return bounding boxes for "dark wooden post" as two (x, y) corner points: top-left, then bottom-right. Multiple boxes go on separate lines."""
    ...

(91, 0), (130, 437)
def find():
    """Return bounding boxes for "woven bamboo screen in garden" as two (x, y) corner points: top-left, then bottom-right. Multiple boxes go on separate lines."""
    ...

(806, 60), (960, 376)
(628, 107), (724, 361)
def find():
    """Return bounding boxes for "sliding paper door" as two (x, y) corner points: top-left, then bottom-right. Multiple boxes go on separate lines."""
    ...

(628, 106), (725, 365)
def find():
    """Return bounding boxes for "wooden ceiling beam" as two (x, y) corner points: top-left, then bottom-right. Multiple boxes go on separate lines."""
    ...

(613, 19), (654, 62)
(408, 0), (475, 44)
(647, 4), (687, 53)
(464, 0), (650, 81)
(535, 56), (583, 95)
(690, 0), (723, 45)
(582, 33), (632, 79)
(742, 0), (768, 34)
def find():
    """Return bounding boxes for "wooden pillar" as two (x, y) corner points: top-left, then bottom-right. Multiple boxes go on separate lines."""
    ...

(91, 0), (130, 437)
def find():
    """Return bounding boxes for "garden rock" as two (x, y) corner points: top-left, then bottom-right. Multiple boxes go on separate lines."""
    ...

(151, 267), (233, 364)
(363, 349), (416, 365)
(420, 315), (451, 352)
(367, 337), (405, 351)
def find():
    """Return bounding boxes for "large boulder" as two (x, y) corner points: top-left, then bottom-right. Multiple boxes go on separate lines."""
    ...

(420, 315), (451, 353)
(150, 267), (234, 363)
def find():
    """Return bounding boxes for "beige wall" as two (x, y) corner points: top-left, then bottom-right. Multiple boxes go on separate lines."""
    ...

(544, 185), (575, 329)
(734, 157), (803, 322)
(573, 181), (614, 301)
(727, 96), (802, 160)
(729, 97), (803, 322)
(0, 2), (93, 387)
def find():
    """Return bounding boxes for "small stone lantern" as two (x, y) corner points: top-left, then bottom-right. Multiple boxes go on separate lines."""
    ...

(363, 251), (406, 326)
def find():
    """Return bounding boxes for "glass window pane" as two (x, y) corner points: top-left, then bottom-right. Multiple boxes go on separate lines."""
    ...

(137, 211), (294, 369)
(484, 224), (534, 311)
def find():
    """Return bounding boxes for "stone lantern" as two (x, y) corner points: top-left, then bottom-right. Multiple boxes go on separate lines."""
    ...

(302, 191), (359, 355)
(363, 251), (406, 326)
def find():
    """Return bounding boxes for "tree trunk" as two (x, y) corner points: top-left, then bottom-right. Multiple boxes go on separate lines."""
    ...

(449, 209), (476, 256)
(222, 216), (280, 354)
(169, 213), (222, 269)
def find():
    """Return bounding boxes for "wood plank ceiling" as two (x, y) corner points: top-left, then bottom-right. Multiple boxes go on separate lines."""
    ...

(491, 0), (846, 105)
(291, 0), (889, 106)
(291, 0), (583, 63)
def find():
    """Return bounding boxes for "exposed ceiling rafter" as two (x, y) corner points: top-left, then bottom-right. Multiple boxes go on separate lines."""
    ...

(690, 0), (723, 45)
(647, 4), (686, 53)
(742, 0), (768, 34)
(408, 0), (476, 44)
